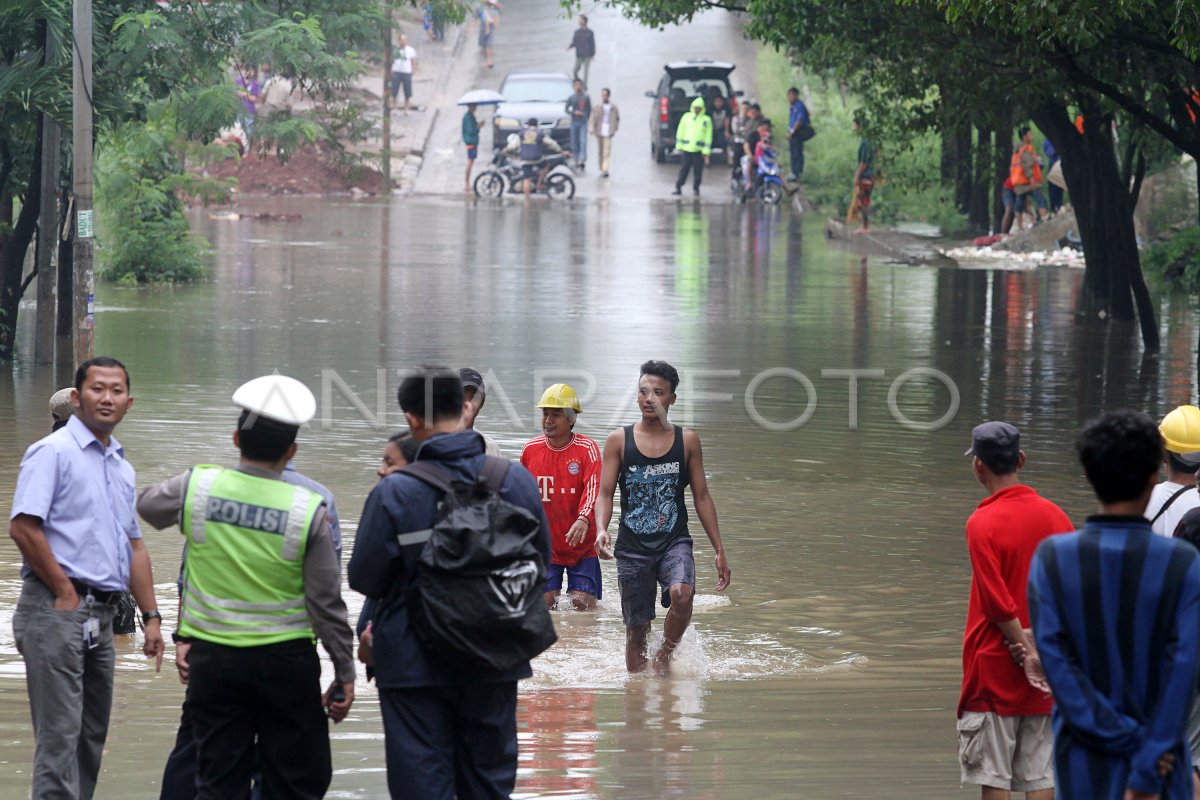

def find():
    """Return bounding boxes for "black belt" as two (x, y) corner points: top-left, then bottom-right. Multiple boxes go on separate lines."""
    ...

(70, 579), (123, 606)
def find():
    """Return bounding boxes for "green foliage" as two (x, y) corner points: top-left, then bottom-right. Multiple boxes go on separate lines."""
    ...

(756, 47), (965, 231)
(1143, 227), (1200, 293)
(95, 116), (213, 285)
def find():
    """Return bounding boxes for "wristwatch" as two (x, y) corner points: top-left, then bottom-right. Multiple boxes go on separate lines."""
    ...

(142, 609), (163, 625)
(170, 631), (191, 644)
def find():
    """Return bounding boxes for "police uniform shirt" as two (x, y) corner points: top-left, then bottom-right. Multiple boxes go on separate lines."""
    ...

(137, 465), (355, 683)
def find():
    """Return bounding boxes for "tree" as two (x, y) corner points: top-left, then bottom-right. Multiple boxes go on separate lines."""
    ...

(0, 0), (390, 363)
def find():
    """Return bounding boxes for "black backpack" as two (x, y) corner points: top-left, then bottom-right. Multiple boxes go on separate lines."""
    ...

(398, 457), (557, 671)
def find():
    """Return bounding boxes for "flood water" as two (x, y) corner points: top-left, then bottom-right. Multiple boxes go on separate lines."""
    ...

(1, 195), (1197, 798)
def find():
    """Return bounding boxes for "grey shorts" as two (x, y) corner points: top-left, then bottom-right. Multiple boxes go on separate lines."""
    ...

(615, 536), (695, 628)
(957, 711), (1053, 792)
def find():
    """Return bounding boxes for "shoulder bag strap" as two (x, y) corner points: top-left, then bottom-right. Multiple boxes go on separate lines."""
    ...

(1150, 485), (1194, 524)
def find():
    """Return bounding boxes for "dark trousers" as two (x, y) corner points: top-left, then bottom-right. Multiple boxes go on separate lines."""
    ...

(187, 640), (330, 800)
(789, 134), (805, 177)
(675, 151), (705, 191)
(160, 700), (199, 800)
(380, 682), (518, 800)
(160, 699), (264, 800)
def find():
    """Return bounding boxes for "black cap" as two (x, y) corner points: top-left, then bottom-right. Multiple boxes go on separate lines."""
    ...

(459, 368), (485, 396)
(965, 421), (1021, 471)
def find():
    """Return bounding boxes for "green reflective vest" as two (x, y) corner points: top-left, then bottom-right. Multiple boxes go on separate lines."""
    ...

(675, 110), (713, 155)
(179, 466), (320, 647)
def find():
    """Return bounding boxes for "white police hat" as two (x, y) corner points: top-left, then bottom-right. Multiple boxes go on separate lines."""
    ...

(232, 375), (316, 426)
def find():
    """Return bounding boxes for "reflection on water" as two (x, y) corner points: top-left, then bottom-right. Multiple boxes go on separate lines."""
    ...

(0, 195), (1197, 797)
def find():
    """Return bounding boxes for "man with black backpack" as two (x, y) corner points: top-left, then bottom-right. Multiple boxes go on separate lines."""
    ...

(349, 366), (553, 800)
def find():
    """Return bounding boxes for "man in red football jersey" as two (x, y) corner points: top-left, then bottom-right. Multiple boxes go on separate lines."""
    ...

(520, 384), (603, 610)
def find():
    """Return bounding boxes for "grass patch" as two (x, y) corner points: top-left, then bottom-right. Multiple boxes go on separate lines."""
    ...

(754, 46), (965, 232)
(1143, 226), (1200, 292)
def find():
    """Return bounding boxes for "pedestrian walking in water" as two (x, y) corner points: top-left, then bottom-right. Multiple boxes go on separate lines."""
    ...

(672, 98), (712, 196)
(463, 103), (480, 192)
(957, 422), (1072, 800)
(566, 78), (591, 170)
(357, 431), (420, 682)
(10, 356), (164, 800)
(1143, 405), (1200, 536)
(566, 15), (595, 87)
(349, 366), (552, 800)
(48, 387), (73, 431)
(521, 384), (603, 610)
(459, 367), (503, 456)
(138, 375), (355, 800)
(591, 88), (619, 178)
(1029, 410), (1200, 800)
(596, 360), (731, 673)
(152, 449), (343, 800)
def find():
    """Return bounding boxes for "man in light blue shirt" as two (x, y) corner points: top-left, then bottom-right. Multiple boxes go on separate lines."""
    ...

(10, 356), (164, 800)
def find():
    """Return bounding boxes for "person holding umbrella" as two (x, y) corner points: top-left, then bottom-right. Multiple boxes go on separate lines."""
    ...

(457, 89), (504, 193)
(463, 103), (480, 192)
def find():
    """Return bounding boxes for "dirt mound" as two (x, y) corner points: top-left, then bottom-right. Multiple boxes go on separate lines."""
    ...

(203, 144), (388, 196)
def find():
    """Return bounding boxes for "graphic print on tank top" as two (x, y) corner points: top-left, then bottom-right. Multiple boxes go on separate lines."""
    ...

(623, 461), (682, 535)
(617, 425), (689, 554)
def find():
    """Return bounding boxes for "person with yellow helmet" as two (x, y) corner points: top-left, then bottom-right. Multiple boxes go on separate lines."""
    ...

(1145, 405), (1200, 535)
(672, 96), (712, 196)
(520, 383), (604, 610)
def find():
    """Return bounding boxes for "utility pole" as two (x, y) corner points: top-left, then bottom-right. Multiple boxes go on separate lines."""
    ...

(382, 3), (393, 188)
(72, 0), (94, 365)
(35, 18), (60, 366)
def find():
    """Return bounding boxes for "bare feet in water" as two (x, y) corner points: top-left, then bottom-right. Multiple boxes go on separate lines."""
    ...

(652, 638), (678, 675)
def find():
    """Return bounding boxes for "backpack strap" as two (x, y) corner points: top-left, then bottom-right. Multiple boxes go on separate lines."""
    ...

(392, 463), (456, 550)
(1150, 485), (1194, 525)
(399, 461), (454, 494)
(478, 456), (511, 494)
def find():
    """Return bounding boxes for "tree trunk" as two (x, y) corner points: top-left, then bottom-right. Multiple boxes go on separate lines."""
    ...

(993, 128), (1008, 233)
(968, 124), (991, 230)
(0, 119), (44, 363)
(954, 123), (972, 212)
(1031, 103), (1159, 350)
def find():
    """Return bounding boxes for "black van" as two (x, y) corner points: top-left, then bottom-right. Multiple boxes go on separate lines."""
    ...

(644, 60), (740, 163)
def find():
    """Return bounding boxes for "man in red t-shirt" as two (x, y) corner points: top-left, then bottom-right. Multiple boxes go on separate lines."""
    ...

(958, 421), (1072, 800)
(520, 384), (603, 610)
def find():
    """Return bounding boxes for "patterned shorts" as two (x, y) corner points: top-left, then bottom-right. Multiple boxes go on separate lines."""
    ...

(615, 536), (695, 627)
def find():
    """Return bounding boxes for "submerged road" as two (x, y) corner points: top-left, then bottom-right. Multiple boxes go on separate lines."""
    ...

(414, 0), (758, 200)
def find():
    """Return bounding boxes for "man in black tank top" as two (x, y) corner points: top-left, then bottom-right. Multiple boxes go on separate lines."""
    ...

(596, 360), (731, 673)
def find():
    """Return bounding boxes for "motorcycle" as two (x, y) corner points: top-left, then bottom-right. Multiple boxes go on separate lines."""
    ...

(473, 150), (576, 200)
(731, 146), (787, 205)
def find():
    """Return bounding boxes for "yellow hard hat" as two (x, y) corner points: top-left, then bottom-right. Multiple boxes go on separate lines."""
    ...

(536, 383), (582, 412)
(1160, 405), (1200, 454)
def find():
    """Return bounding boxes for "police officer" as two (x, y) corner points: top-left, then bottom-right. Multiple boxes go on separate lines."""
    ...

(138, 375), (355, 800)
(673, 97), (713, 196)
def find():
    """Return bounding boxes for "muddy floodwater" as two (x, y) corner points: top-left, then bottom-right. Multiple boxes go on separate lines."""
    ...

(1, 196), (1197, 798)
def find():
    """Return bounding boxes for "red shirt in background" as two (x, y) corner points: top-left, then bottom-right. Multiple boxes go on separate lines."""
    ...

(958, 484), (1072, 718)
(520, 433), (601, 566)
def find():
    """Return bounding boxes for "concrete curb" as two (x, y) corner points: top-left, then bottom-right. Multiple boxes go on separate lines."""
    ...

(399, 20), (474, 195)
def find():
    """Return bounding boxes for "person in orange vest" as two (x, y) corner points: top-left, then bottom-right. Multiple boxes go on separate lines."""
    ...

(1010, 127), (1049, 229)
